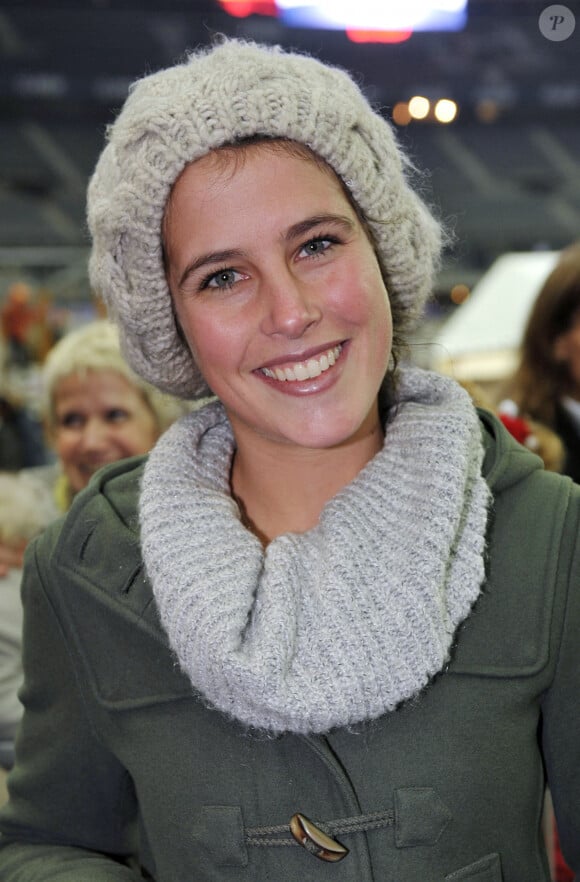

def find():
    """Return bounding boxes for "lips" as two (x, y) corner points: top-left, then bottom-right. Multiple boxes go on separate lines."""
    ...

(77, 460), (110, 477)
(260, 344), (343, 382)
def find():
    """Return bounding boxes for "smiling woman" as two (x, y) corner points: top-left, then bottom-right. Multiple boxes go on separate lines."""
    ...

(51, 369), (158, 496)
(0, 38), (579, 882)
(41, 320), (190, 508)
(163, 145), (392, 523)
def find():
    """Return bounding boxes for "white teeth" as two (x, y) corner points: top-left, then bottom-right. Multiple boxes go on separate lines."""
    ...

(306, 359), (321, 378)
(261, 345), (342, 382)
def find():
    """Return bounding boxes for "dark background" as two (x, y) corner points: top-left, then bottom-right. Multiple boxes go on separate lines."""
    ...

(0, 0), (579, 304)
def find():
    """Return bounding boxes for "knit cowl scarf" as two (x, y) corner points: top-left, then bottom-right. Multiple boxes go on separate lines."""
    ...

(139, 367), (490, 735)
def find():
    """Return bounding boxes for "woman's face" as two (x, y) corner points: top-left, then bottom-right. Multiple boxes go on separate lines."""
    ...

(554, 309), (580, 397)
(164, 144), (392, 453)
(52, 369), (160, 494)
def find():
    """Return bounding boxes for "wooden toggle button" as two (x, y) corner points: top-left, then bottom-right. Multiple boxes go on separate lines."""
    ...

(289, 812), (349, 862)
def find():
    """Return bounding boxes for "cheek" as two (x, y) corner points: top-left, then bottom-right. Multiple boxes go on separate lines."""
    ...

(567, 347), (580, 383)
(119, 419), (159, 454)
(570, 331), (580, 357)
(140, 427), (160, 452)
(53, 431), (75, 463)
(331, 259), (391, 335)
(179, 308), (243, 381)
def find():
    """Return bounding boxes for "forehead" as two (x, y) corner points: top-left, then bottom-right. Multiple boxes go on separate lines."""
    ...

(206, 139), (334, 176)
(164, 140), (360, 229)
(53, 369), (141, 406)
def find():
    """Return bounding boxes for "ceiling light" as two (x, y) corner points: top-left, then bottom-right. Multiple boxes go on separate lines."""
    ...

(408, 96), (430, 119)
(434, 98), (458, 123)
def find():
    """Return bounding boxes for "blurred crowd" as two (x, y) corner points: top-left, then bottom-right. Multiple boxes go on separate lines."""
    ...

(0, 280), (71, 472)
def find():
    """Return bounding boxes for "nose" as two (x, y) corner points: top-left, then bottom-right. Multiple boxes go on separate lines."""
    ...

(79, 418), (110, 452)
(259, 269), (322, 338)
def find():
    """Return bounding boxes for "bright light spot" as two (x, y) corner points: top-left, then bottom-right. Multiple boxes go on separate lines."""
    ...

(218, 0), (277, 14)
(408, 96), (430, 119)
(347, 28), (412, 42)
(450, 284), (470, 305)
(275, 0), (466, 29)
(218, 0), (253, 15)
(392, 102), (412, 125)
(434, 98), (457, 123)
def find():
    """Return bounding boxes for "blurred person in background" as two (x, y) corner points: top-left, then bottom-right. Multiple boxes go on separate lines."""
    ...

(501, 243), (580, 881)
(0, 471), (57, 792)
(40, 319), (188, 511)
(0, 325), (48, 473)
(0, 283), (37, 368)
(461, 380), (564, 474)
(0, 318), (190, 573)
(504, 242), (580, 483)
(0, 394), (47, 473)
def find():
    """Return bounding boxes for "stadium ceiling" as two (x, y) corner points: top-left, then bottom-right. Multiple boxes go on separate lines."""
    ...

(0, 0), (578, 300)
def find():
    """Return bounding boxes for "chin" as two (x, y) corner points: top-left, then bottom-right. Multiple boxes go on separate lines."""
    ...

(281, 413), (376, 451)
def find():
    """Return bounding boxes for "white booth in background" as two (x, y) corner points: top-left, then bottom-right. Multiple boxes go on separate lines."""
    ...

(432, 251), (560, 383)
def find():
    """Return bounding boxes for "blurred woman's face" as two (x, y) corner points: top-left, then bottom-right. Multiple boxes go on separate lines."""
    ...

(554, 309), (580, 397)
(164, 144), (392, 454)
(52, 369), (160, 494)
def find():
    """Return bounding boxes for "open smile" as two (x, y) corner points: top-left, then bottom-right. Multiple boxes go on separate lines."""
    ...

(76, 460), (112, 477)
(259, 344), (343, 383)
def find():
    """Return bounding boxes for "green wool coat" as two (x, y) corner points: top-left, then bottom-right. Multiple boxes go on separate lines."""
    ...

(0, 413), (579, 881)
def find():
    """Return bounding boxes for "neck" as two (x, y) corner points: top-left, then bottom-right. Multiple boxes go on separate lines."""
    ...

(231, 419), (384, 546)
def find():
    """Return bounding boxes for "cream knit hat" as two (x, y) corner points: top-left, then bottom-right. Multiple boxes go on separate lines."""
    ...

(88, 38), (442, 398)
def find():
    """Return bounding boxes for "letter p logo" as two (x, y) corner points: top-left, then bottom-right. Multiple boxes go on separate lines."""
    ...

(539, 5), (576, 40)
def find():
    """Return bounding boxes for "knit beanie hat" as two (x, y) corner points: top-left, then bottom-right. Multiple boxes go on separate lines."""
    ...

(87, 38), (443, 398)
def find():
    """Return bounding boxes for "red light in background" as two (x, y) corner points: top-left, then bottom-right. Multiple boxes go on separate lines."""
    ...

(218, 0), (277, 16)
(346, 29), (413, 43)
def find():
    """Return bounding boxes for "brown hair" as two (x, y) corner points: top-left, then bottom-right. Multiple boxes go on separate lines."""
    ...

(506, 242), (580, 425)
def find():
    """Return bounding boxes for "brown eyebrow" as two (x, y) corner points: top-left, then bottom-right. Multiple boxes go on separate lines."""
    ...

(176, 214), (356, 290)
(283, 214), (356, 242)
(177, 249), (246, 290)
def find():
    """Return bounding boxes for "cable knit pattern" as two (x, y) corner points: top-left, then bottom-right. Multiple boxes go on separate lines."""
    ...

(139, 369), (490, 734)
(87, 39), (442, 398)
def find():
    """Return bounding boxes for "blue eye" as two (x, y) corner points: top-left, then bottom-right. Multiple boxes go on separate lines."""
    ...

(203, 268), (243, 290)
(299, 236), (337, 259)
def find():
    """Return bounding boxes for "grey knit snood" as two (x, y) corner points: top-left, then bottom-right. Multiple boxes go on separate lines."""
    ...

(139, 368), (490, 735)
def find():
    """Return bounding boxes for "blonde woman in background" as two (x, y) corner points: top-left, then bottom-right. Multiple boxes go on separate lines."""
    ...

(0, 319), (190, 576)
(42, 319), (190, 511)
